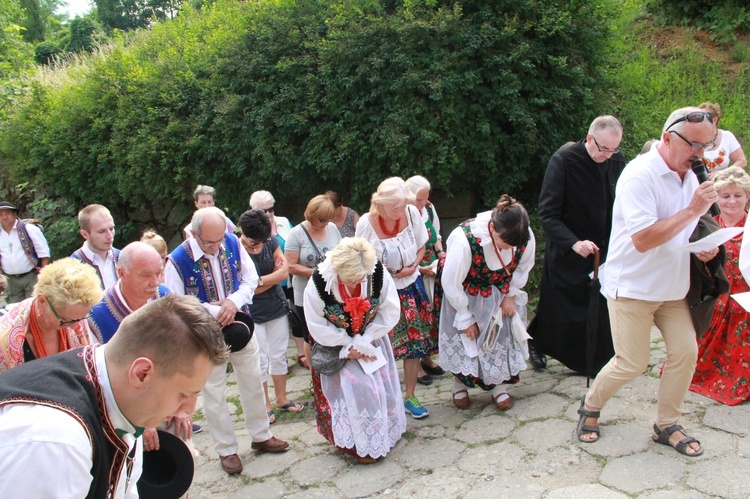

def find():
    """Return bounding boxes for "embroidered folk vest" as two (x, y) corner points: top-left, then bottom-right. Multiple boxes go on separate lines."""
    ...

(168, 234), (242, 303)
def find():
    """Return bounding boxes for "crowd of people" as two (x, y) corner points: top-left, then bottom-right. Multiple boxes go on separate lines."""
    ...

(0, 103), (747, 494)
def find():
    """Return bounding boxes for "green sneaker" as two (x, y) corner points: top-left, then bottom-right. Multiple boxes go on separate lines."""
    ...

(404, 396), (429, 419)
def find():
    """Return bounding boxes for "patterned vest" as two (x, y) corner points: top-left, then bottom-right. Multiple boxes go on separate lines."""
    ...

(310, 262), (385, 338)
(168, 234), (242, 303)
(14, 219), (41, 268)
(88, 284), (171, 343)
(71, 248), (121, 287)
(0, 346), (132, 498)
(433, 219), (526, 320)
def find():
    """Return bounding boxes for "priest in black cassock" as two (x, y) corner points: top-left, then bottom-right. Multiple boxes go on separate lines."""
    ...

(527, 115), (627, 374)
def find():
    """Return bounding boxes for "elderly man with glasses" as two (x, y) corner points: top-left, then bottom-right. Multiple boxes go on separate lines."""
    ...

(575, 107), (719, 457)
(166, 207), (289, 475)
(528, 116), (626, 373)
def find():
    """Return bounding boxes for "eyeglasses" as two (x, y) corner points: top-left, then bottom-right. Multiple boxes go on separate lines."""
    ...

(665, 111), (712, 132)
(246, 236), (270, 248)
(46, 297), (87, 327)
(592, 136), (620, 155)
(263, 207), (275, 214)
(195, 232), (224, 247)
(669, 131), (716, 153)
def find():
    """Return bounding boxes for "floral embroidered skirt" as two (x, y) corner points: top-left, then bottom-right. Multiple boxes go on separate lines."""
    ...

(390, 276), (438, 359)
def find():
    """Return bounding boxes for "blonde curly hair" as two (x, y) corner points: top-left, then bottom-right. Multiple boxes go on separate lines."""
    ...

(330, 238), (377, 282)
(34, 258), (103, 309)
(711, 166), (750, 195)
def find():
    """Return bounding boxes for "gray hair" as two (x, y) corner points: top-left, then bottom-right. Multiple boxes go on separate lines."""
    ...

(662, 106), (712, 134)
(191, 207), (226, 236)
(588, 115), (623, 136)
(249, 190), (275, 209)
(405, 175), (431, 196)
(193, 185), (217, 202)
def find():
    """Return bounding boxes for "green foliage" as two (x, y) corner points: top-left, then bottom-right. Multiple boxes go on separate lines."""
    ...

(65, 17), (103, 53)
(606, 0), (750, 158)
(647, 0), (750, 44)
(34, 41), (61, 64)
(1, 0), (619, 253)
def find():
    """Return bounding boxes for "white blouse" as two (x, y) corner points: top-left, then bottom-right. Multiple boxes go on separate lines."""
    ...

(441, 211), (536, 330)
(355, 205), (429, 289)
(303, 257), (401, 358)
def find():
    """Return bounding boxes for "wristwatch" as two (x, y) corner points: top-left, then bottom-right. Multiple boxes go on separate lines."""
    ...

(258, 277), (264, 286)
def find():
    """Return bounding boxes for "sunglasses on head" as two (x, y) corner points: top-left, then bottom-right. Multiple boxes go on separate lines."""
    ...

(665, 111), (712, 132)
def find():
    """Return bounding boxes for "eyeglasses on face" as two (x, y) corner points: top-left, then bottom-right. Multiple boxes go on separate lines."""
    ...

(669, 130), (716, 153)
(665, 111), (712, 132)
(246, 236), (270, 247)
(592, 136), (621, 155)
(195, 233), (224, 246)
(262, 207), (275, 214)
(46, 297), (87, 327)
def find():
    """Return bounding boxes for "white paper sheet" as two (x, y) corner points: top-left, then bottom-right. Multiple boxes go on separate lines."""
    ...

(731, 291), (750, 313)
(673, 227), (743, 253)
(358, 345), (387, 375)
(461, 334), (479, 358)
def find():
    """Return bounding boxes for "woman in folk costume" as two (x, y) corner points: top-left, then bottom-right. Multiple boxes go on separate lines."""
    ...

(690, 167), (750, 405)
(435, 195), (535, 411)
(0, 258), (102, 371)
(355, 177), (437, 419)
(303, 237), (405, 464)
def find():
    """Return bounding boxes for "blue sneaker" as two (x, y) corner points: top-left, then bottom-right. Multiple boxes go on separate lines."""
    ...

(404, 396), (429, 419)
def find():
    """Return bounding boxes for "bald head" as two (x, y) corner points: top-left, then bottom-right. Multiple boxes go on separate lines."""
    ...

(191, 207), (227, 237)
(117, 242), (165, 308)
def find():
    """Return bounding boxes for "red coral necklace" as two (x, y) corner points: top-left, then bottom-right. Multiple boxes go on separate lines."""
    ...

(488, 222), (513, 276)
(378, 216), (400, 237)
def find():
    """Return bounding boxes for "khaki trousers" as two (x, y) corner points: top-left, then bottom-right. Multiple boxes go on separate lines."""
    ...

(586, 297), (698, 428)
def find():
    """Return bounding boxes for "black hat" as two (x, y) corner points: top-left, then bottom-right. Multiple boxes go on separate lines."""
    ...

(0, 202), (18, 213)
(222, 311), (254, 353)
(137, 430), (195, 499)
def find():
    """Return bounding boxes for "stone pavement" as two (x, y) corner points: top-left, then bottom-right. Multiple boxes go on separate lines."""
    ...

(186, 327), (750, 498)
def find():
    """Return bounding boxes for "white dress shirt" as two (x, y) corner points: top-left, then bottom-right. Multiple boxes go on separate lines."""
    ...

(0, 220), (50, 275)
(0, 345), (142, 498)
(164, 235), (258, 316)
(78, 243), (119, 290)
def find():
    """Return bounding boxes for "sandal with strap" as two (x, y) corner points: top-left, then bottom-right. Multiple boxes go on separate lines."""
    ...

(652, 424), (704, 457)
(576, 396), (600, 443)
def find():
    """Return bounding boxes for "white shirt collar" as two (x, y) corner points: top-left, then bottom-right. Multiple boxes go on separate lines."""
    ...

(81, 243), (116, 264)
(95, 345), (137, 437)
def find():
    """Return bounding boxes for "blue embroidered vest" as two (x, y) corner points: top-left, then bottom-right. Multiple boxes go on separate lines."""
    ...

(88, 284), (171, 343)
(71, 248), (121, 287)
(168, 234), (242, 303)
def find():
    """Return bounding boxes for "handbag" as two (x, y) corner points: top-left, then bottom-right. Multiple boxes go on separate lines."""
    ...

(277, 295), (303, 330)
(300, 225), (326, 265)
(310, 342), (347, 375)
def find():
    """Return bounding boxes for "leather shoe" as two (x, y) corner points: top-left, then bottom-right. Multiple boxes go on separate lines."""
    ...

(420, 359), (445, 376)
(220, 453), (243, 474)
(493, 393), (515, 412)
(251, 436), (290, 453)
(528, 342), (547, 369)
(417, 374), (433, 386)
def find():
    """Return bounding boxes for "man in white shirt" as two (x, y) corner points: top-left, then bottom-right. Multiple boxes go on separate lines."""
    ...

(165, 207), (289, 475)
(0, 201), (50, 304)
(577, 107), (719, 458)
(72, 204), (120, 289)
(0, 294), (227, 498)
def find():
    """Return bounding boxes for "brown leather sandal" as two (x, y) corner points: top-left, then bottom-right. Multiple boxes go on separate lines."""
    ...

(492, 392), (515, 411)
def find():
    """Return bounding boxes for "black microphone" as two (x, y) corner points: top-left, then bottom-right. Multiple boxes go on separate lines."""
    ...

(691, 160), (720, 217)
